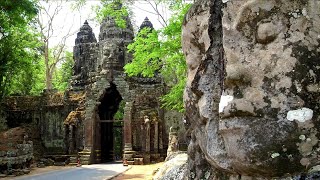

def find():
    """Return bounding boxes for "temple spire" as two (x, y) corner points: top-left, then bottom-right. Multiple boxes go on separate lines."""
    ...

(75, 20), (97, 45)
(139, 17), (154, 31)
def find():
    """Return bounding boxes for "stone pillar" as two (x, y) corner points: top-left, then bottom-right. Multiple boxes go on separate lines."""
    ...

(94, 113), (101, 163)
(84, 116), (94, 150)
(146, 121), (150, 153)
(64, 125), (69, 154)
(80, 116), (94, 165)
(144, 116), (151, 164)
(123, 102), (134, 161)
(141, 123), (145, 151)
(69, 125), (74, 154)
(154, 120), (159, 153)
(159, 123), (163, 152)
(80, 100), (96, 165)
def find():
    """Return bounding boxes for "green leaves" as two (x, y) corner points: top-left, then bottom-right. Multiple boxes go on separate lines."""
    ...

(0, 0), (42, 99)
(161, 77), (186, 112)
(94, 0), (129, 28)
(125, 28), (161, 77)
(125, 2), (192, 112)
(53, 51), (74, 91)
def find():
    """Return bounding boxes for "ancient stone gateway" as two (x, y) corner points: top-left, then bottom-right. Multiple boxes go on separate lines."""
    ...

(68, 16), (168, 164)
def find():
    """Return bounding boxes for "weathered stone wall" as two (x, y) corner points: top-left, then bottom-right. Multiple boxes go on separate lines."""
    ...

(128, 77), (168, 163)
(0, 127), (33, 176)
(179, 0), (320, 179)
(40, 107), (68, 153)
(1, 91), (82, 155)
(0, 109), (7, 132)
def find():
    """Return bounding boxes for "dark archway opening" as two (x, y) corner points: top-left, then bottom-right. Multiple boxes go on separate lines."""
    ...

(98, 83), (122, 163)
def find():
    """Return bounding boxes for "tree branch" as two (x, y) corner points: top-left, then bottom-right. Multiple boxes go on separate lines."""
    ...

(145, 0), (168, 27)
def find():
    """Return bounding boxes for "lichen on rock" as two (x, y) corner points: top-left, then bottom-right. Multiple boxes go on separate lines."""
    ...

(177, 0), (320, 179)
(64, 110), (84, 126)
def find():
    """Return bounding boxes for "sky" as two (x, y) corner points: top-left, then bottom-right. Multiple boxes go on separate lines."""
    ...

(40, 1), (171, 51)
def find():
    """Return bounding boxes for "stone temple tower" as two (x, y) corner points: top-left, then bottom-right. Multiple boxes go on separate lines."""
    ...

(98, 15), (134, 75)
(78, 13), (135, 164)
(70, 11), (167, 164)
(139, 17), (154, 30)
(71, 20), (98, 89)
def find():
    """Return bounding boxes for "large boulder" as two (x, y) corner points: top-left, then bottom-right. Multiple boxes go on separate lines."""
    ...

(153, 153), (188, 180)
(182, 0), (320, 179)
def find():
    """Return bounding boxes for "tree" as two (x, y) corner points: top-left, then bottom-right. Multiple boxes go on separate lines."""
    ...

(125, 1), (192, 112)
(36, 0), (75, 90)
(53, 51), (74, 91)
(93, 0), (131, 28)
(0, 0), (42, 99)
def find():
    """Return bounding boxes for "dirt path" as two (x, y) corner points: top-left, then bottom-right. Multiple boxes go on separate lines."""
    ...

(112, 162), (164, 180)
(2, 166), (73, 180)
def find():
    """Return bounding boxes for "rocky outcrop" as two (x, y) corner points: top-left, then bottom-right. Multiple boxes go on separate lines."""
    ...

(181, 0), (320, 179)
(153, 153), (187, 180)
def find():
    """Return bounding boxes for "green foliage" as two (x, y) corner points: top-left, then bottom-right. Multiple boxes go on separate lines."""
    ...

(125, 2), (192, 112)
(0, 0), (43, 99)
(29, 58), (46, 95)
(114, 101), (125, 120)
(53, 51), (74, 91)
(161, 77), (186, 112)
(8, 56), (45, 96)
(93, 0), (129, 28)
(125, 28), (161, 77)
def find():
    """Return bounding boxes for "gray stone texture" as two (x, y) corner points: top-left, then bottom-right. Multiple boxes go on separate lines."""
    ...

(181, 0), (320, 179)
(0, 127), (33, 176)
(72, 20), (98, 88)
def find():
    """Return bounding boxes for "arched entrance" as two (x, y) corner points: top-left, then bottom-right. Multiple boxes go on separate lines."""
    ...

(97, 83), (123, 162)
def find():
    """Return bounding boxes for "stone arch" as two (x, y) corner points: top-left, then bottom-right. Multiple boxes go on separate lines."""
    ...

(92, 82), (124, 163)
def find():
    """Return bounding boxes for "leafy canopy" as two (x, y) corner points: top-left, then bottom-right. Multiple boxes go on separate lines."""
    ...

(53, 51), (74, 91)
(93, 0), (130, 28)
(125, 2), (192, 112)
(0, 0), (43, 99)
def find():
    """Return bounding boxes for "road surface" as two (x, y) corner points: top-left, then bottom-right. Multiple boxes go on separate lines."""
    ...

(12, 163), (129, 180)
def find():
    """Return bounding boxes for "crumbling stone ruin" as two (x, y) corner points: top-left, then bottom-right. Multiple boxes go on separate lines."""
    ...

(157, 0), (319, 179)
(69, 15), (170, 165)
(0, 127), (33, 177)
(0, 10), (189, 175)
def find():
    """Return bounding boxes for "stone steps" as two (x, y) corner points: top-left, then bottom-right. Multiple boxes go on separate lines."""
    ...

(79, 151), (91, 165)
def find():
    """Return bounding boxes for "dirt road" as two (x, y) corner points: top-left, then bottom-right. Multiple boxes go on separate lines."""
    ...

(112, 162), (164, 180)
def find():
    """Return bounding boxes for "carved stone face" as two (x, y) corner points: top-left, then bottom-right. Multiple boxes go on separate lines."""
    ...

(183, 0), (320, 176)
(103, 45), (117, 62)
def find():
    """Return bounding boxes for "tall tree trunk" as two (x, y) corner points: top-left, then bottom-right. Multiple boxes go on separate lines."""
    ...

(44, 42), (53, 90)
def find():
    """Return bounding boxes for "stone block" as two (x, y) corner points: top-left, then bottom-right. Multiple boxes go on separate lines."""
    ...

(54, 162), (65, 166)
(143, 154), (150, 164)
(134, 158), (144, 165)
